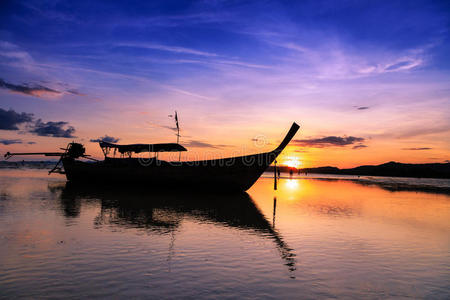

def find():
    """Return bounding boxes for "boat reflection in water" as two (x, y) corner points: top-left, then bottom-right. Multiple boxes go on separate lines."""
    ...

(53, 182), (296, 276)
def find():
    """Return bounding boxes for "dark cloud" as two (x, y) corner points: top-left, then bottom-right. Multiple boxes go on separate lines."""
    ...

(184, 140), (228, 149)
(0, 108), (34, 130)
(402, 147), (432, 150)
(27, 141), (36, 144)
(66, 89), (87, 96)
(0, 78), (61, 98)
(0, 139), (22, 145)
(1, 108), (77, 139)
(357, 106), (369, 110)
(30, 119), (76, 138)
(353, 144), (368, 149)
(293, 136), (365, 148)
(90, 135), (120, 143)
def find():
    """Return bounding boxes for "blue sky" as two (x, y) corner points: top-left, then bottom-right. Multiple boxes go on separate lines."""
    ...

(0, 0), (449, 166)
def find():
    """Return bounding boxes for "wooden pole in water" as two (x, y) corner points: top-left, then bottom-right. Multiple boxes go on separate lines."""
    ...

(273, 196), (277, 227)
(274, 159), (277, 190)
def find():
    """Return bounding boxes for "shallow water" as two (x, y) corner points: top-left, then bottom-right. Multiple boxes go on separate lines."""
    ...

(0, 169), (449, 299)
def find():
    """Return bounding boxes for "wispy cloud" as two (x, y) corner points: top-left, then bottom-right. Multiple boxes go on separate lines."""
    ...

(116, 43), (218, 57)
(0, 139), (23, 145)
(0, 78), (62, 98)
(183, 140), (228, 149)
(66, 89), (87, 96)
(294, 136), (365, 148)
(267, 39), (429, 80)
(353, 144), (368, 149)
(384, 59), (423, 72)
(402, 147), (432, 150)
(0, 78), (90, 100)
(0, 41), (35, 69)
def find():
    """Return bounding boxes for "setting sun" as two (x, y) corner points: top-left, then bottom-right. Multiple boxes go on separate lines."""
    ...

(282, 156), (302, 169)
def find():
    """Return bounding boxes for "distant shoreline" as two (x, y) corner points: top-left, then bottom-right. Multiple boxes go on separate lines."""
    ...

(268, 161), (450, 179)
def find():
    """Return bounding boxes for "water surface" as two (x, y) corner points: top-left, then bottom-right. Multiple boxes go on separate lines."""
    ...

(0, 169), (449, 298)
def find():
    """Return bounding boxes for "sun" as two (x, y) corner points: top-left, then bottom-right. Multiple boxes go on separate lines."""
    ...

(283, 156), (302, 169)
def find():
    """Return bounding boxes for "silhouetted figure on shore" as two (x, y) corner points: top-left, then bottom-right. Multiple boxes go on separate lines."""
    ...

(277, 168), (281, 179)
(289, 169), (293, 178)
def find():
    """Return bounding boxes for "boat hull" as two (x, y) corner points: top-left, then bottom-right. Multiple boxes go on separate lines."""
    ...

(62, 151), (277, 191)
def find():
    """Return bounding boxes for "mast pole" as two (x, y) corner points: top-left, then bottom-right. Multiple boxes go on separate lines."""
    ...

(175, 111), (181, 162)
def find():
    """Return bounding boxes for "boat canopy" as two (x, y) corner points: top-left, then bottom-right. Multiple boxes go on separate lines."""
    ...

(99, 141), (187, 154)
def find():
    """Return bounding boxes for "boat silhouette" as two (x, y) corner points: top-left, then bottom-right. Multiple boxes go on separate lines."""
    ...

(7, 123), (300, 191)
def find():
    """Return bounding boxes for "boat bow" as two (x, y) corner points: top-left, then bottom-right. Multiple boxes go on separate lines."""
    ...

(272, 122), (300, 156)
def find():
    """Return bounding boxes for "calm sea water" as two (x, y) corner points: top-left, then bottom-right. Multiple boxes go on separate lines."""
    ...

(0, 169), (449, 299)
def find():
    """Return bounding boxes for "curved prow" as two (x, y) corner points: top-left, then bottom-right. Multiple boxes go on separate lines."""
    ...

(273, 122), (300, 155)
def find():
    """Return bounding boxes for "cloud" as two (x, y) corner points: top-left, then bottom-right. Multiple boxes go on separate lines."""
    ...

(116, 43), (218, 57)
(27, 141), (36, 144)
(0, 78), (62, 98)
(357, 106), (369, 110)
(30, 119), (76, 138)
(66, 89), (87, 96)
(161, 125), (178, 132)
(353, 144), (368, 149)
(294, 136), (365, 148)
(384, 59), (422, 72)
(294, 149), (308, 153)
(251, 137), (272, 145)
(183, 140), (228, 149)
(0, 139), (22, 145)
(402, 147), (432, 150)
(0, 41), (35, 69)
(0, 108), (34, 130)
(0, 108), (78, 139)
(0, 78), (89, 99)
(396, 125), (450, 139)
(90, 135), (120, 143)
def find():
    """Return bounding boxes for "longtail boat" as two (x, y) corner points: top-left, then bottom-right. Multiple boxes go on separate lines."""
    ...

(5, 122), (300, 191)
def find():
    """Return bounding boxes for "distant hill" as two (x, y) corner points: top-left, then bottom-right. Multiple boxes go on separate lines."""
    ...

(302, 162), (450, 179)
(268, 162), (450, 179)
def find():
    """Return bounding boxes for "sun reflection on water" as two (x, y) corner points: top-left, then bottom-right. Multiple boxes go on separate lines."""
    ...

(284, 179), (299, 190)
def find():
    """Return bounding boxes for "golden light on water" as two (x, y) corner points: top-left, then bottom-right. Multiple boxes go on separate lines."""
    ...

(284, 179), (299, 190)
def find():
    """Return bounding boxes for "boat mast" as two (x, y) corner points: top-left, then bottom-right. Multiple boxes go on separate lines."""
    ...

(174, 111), (181, 161)
(175, 111), (180, 144)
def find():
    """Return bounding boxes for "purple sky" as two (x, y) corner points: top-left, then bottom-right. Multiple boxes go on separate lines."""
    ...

(0, 1), (449, 167)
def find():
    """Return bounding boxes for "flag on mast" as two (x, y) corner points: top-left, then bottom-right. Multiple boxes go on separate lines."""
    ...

(175, 111), (179, 131)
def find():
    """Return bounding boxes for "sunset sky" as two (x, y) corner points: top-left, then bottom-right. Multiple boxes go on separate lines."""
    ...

(0, 0), (449, 167)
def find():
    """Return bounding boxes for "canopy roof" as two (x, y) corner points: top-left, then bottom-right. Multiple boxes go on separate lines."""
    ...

(99, 141), (187, 153)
